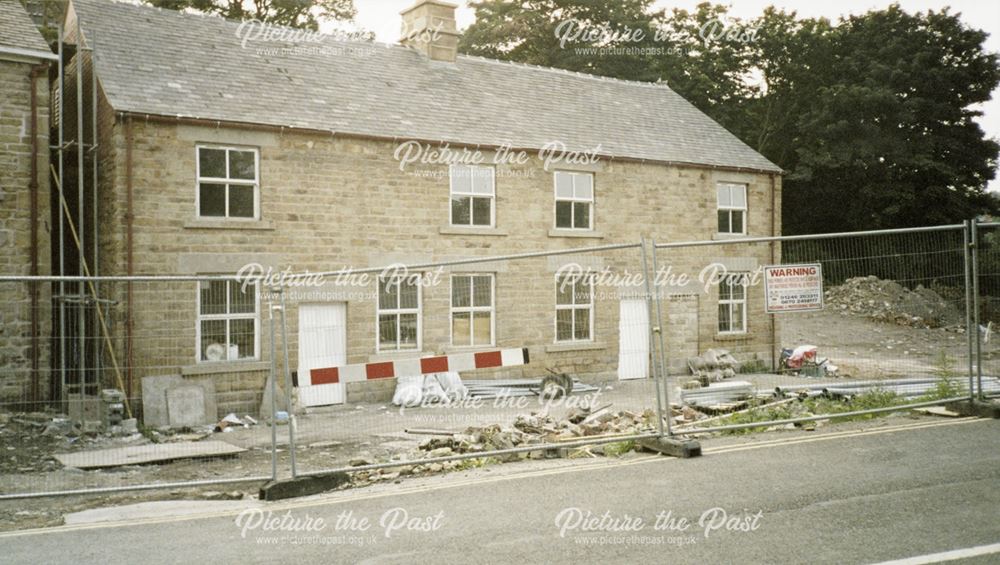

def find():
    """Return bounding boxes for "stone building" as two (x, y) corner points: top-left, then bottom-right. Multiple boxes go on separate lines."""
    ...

(0, 0), (55, 406)
(57, 0), (782, 417)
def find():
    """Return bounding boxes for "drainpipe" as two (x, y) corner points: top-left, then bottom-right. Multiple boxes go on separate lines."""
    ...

(769, 173), (778, 370)
(29, 63), (46, 405)
(125, 114), (134, 398)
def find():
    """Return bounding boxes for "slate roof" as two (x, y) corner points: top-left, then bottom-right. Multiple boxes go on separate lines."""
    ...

(70, 0), (781, 173)
(0, 0), (53, 55)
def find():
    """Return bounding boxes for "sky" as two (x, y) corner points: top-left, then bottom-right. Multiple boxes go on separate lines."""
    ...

(349, 0), (1000, 192)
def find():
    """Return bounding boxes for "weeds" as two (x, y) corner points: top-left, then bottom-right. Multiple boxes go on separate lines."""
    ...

(715, 389), (905, 435)
(601, 441), (636, 457)
(739, 354), (769, 374)
(919, 350), (965, 401)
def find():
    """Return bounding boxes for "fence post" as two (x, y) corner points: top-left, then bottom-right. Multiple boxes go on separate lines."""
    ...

(278, 287), (297, 478)
(964, 220), (975, 402)
(640, 238), (665, 436)
(267, 294), (278, 480)
(649, 240), (674, 436)
(972, 220), (983, 399)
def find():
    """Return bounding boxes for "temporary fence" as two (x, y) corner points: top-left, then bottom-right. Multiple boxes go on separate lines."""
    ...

(655, 222), (991, 436)
(0, 222), (996, 498)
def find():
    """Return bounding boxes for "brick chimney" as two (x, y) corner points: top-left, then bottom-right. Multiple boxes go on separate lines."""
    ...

(399, 0), (460, 63)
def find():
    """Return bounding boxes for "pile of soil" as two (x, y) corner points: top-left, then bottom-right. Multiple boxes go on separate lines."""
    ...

(824, 276), (962, 329)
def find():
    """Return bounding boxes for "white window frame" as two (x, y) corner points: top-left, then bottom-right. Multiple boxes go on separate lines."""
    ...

(195, 145), (261, 220)
(195, 280), (260, 363)
(554, 272), (594, 343)
(450, 274), (496, 347)
(553, 171), (594, 230)
(376, 275), (422, 352)
(449, 164), (496, 228)
(718, 272), (748, 335)
(717, 182), (747, 235)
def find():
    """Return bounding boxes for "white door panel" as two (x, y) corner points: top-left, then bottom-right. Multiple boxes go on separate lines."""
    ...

(298, 303), (347, 406)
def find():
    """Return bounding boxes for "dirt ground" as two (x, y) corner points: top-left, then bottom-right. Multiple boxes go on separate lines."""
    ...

(1, 306), (994, 532)
(780, 308), (991, 377)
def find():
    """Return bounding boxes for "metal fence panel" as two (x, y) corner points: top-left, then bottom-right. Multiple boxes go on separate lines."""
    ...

(653, 224), (986, 434)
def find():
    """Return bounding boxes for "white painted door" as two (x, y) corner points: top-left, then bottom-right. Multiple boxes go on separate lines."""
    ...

(618, 299), (650, 380)
(297, 303), (347, 406)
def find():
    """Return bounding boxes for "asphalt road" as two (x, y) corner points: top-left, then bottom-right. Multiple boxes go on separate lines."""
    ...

(2, 417), (998, 564)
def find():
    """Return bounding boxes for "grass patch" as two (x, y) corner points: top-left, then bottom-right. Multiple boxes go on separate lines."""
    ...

(738, 354), (769, 374)
(601, 441), (636, 457)
(916, 350), (965, 402)
(714, 389), (906, 435)
(452, 456), (499, 471)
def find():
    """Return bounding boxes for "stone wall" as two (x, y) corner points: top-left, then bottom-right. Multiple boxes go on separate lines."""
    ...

(96, 119), (780, 414)
(0, 58), (52, 406)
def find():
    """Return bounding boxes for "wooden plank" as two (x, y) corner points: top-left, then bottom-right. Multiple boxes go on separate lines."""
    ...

(54, 441), (246, 469)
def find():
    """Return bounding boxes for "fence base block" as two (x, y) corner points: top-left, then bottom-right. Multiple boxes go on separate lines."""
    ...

(638, 437), (702, 458)
(946, 400), (1000, 419)
(259, 472), (350, 501)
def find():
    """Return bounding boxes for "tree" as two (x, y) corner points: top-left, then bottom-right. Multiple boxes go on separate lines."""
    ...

(145, 0), (356, 30)
(781, 6), (1000, 233)
(460, 1), (1000, 234)
(460, 0), (664, 80)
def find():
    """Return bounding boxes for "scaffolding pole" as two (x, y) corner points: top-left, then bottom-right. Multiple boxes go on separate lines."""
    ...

(57, 23), (66, 401)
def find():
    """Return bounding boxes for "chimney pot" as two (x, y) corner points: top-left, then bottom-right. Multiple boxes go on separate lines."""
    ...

(399, 0), (460, 63)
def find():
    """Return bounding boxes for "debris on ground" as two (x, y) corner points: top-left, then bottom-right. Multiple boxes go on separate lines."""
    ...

(825, 276), (962, 329)
(392, 372), (469, 407)
(463, 377), (600, 399)
(213, 413), (257, 433)
(52, 441), (246, 469)
(779, 345), (839, 378)
(687, 349), (739, 383)
(678, 380), (756, 408)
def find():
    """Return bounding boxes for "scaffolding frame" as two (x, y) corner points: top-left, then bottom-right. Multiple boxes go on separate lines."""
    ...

(52, 20), (104, 403)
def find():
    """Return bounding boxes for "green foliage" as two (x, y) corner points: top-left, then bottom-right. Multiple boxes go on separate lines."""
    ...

(916, 351), (965, 400)
(738, 354), (769, 374)
(715, 389), (904, 435)
(459, 1), (1000, 234)
(601, 440), (636, 457)
(144, 0), (357, 30)
(452, 456), (499, 471)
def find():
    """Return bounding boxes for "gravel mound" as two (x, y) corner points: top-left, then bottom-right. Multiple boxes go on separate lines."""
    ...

(824, 276), (962, 328)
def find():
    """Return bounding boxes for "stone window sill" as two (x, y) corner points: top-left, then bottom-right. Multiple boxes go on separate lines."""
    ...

(439, 226), (508, 236)
(545, 341), (606, 353)
(182, 360), (268, 376)
(714, 333), (750, 342)
(442, 345), (498, 355)
(184, 219), (274, 230)
(548, 229), (604, 239)
(712, 232), (749, 241)
(368, 350), (427, 363)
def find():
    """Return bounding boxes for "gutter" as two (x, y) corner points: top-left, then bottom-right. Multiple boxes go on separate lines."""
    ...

(0, 45), (59, 62)
(120, 111), (786, 177)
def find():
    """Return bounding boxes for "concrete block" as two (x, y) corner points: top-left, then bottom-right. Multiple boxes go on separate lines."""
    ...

(141, 375), (183, 428)
(638, 436), (702, 458)
(259, 472), (350, 501)
(167, 384), (207, 427)
(67, 394), (101, 424)
(946, 400), (1000, 419)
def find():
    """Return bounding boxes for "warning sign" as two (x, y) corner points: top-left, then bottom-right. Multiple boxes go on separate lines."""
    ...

(764, 264), (823, 313)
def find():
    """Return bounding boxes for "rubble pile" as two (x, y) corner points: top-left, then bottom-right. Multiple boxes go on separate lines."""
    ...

(825, 276), (962, 328)
(687, 349), (740, 383)
(0, 411), (149, 474)
(347, 404), (710, 485)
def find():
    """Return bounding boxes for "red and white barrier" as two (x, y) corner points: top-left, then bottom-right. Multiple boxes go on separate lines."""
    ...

(308, 347), (530, 385)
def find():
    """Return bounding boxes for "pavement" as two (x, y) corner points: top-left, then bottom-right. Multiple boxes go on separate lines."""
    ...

(0, 416), (997, 564)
